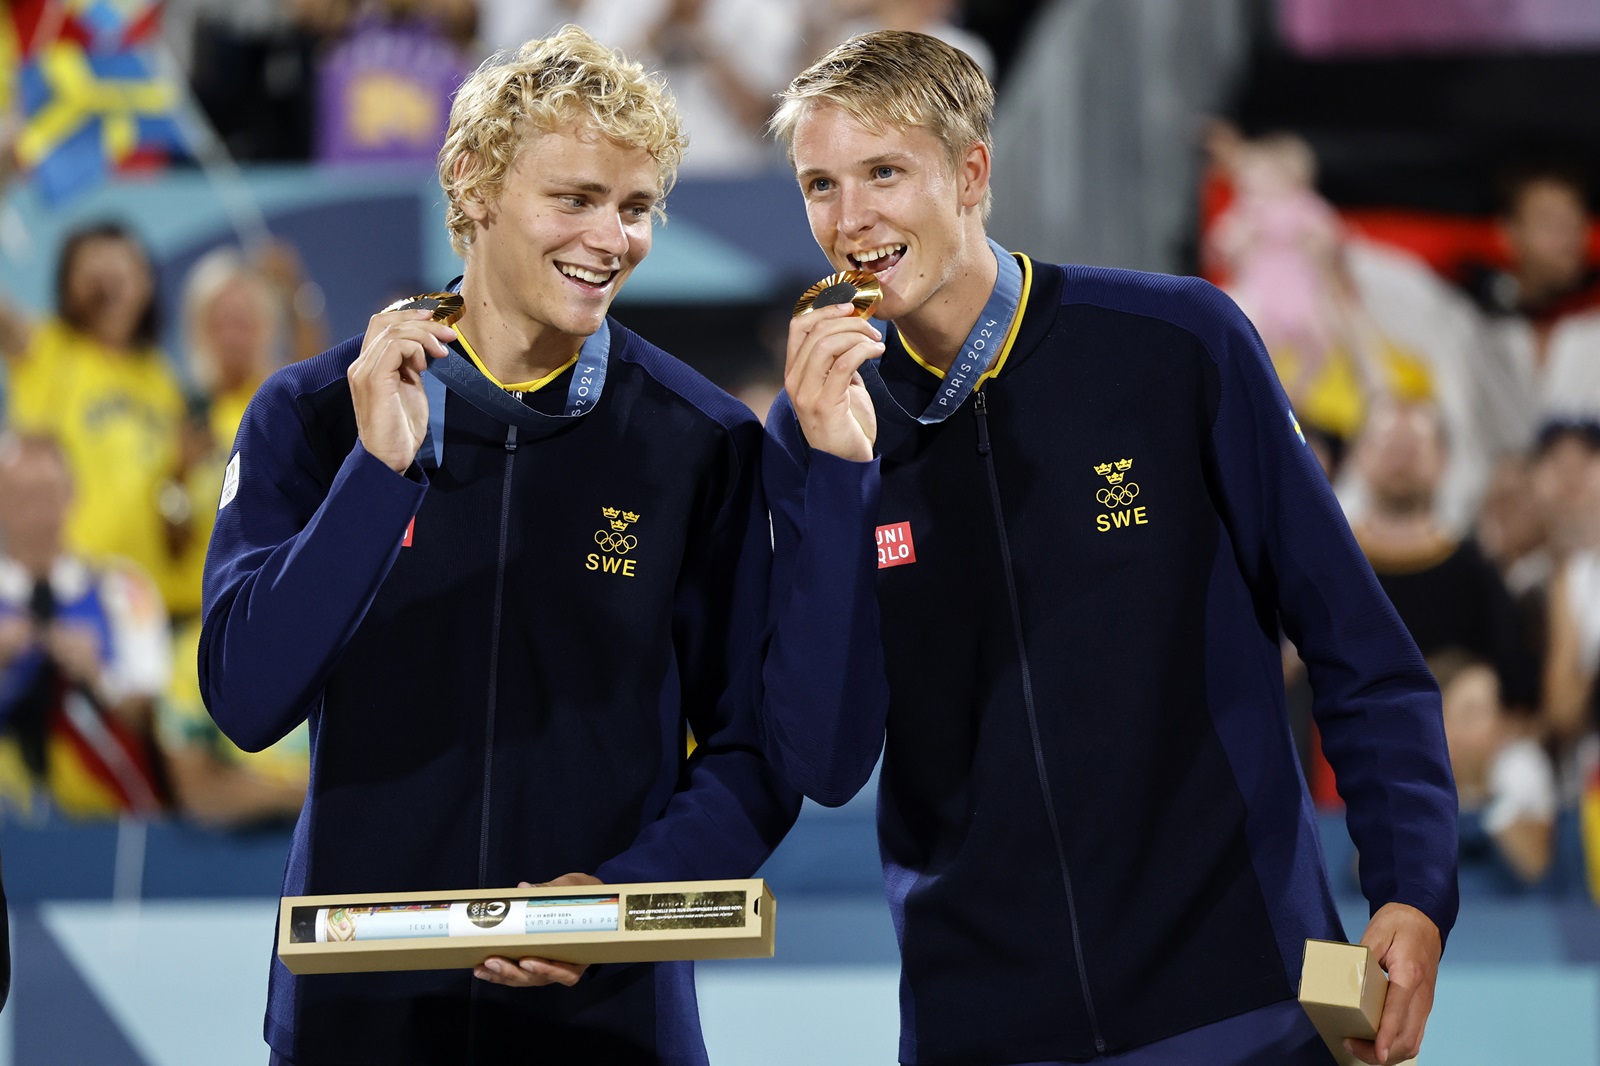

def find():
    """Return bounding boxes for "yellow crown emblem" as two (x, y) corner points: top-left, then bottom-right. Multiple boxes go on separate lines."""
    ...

(602, 506), (639, 532)
(1094, 458), (1134, 485)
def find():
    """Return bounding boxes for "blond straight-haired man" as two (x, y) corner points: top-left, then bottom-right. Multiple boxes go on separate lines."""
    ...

(761, 30), (1455, 1066)
(202, 27), (799, 1065)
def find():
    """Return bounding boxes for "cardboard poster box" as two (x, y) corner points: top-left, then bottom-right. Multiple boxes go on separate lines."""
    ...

(278, 878), (775, 975)
(1299, 939), (1418, 1066)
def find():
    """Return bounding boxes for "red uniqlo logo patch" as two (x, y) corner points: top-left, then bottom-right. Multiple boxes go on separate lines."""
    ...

(876, 521), (916, 569)
(402, 518), (415, 547)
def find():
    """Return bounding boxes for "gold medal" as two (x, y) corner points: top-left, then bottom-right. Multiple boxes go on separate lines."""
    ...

(792, 271), (881, 319)
(382, 291), (465, 325)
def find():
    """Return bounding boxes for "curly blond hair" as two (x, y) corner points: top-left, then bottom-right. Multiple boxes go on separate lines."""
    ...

(438, 26), (687, 256)
(769, 31), (995, 218)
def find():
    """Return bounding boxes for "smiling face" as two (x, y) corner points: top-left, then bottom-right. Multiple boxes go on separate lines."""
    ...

(460, 120), (658, 365)
(791, 101), (990, 332)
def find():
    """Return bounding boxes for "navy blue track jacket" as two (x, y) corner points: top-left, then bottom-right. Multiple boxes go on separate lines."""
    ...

(762, 257), (1458, 1065)
(201, 319), (800, 1065)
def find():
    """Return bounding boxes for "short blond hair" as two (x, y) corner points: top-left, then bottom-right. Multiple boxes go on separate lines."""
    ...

(770, 31), (995, 217)
(182, 247), (280, 392)
(438, 26), (687, 256)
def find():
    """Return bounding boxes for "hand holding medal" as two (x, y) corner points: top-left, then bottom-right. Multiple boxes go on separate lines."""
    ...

(350, 292), (461, 473)
(784, 269), (884, 462)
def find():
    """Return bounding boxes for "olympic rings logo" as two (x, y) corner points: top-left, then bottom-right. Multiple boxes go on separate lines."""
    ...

(595, 530), (638, 554)
(1096, 483), (1140, 509)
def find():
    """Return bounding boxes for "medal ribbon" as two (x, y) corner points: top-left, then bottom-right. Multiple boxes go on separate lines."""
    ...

(907, 238), (1022, 424)
(418, 280), (610, 467)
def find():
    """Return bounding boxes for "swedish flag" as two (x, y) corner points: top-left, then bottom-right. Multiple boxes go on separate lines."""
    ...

(16, 39), (183, 204)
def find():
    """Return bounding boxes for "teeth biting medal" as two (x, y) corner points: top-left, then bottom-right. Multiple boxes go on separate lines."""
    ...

(793, 270), (882, 319)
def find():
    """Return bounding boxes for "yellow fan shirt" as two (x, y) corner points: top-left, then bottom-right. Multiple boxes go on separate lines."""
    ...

(165, 381), (261, 619)
(6, 320), (185, 608)
(1270, 337), (1434, 441)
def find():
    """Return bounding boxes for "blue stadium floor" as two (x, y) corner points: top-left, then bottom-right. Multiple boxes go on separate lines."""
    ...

(5, 794), (1599, 1064)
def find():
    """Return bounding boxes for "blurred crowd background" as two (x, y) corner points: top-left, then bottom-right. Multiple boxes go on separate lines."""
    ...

(3, 0), (1600, 912)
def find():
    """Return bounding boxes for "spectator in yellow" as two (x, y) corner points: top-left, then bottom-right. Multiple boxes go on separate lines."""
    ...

(0, 222), (186, 614)
(163, 247), (292, 620)
(156, 246), (311, 826)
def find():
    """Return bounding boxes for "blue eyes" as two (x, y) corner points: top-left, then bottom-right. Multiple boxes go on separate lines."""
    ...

(808, 168), (896, 195)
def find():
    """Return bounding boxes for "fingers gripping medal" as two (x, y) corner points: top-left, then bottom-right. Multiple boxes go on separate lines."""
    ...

(382, 291), (465, 327)
(382, 292), (463, 469)
(793, 271), (882, 319)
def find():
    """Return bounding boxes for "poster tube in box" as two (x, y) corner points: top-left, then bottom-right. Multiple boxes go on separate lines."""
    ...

(277, 879), (775, 975)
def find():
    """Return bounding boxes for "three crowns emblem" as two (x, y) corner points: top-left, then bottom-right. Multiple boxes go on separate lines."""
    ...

(601, 506), (640, 532)
(1093, 458), (1142, 513)
(1092, 459), (1133, 485)
(594, 506), (642, 560)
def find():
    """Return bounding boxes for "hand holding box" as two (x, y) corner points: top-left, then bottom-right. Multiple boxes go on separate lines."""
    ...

(1299, 939), (1419, 1066)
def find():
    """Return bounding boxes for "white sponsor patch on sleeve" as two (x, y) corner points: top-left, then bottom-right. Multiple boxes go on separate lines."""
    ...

(219, 451), (241, 510)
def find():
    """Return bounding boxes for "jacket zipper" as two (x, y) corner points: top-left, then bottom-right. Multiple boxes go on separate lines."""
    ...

(469, 420), (519, 1060)
(973, 388), (1106, 1053)
(482, 421), (519, 882)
